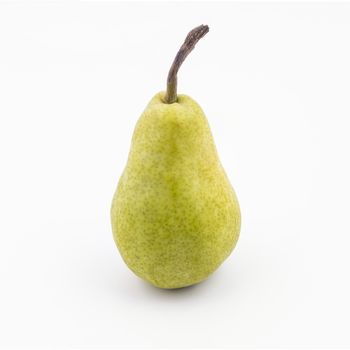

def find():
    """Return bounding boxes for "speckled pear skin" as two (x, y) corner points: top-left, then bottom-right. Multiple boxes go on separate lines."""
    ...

(111, 92), (240, 289)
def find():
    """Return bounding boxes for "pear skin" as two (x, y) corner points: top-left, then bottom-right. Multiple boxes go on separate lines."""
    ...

(111, 92), (241, 289)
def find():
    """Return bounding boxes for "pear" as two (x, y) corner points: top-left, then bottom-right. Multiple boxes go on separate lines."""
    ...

(111, 25), (241, 289)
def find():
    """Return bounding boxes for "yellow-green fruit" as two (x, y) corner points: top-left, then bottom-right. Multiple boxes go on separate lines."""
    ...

(111, 92), (241, 289)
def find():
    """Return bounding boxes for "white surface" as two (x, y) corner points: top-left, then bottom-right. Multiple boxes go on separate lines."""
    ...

(1, 1), (350, 348)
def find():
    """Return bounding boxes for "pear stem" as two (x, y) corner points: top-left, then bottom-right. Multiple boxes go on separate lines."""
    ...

(163, 25), (209, 104)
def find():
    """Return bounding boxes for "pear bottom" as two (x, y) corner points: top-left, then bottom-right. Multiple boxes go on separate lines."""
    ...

(111, 167), (241, 289)
(111, 189), (240, 289)
(113, 222), (240, 289)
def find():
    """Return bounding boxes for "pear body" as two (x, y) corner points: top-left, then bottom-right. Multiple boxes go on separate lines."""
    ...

(111, 92), (240, 289)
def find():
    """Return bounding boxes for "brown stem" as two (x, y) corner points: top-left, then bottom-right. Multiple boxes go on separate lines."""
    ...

(163, 25), (209, 104)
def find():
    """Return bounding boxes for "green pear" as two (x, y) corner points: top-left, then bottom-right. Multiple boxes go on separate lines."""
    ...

(111, 25), (241, 289)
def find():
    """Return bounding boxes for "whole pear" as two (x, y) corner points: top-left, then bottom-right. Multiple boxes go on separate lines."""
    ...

(111, 25), (241, 289)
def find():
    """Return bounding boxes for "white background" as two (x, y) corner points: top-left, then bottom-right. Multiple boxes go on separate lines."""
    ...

(1, 1), (350, 348)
